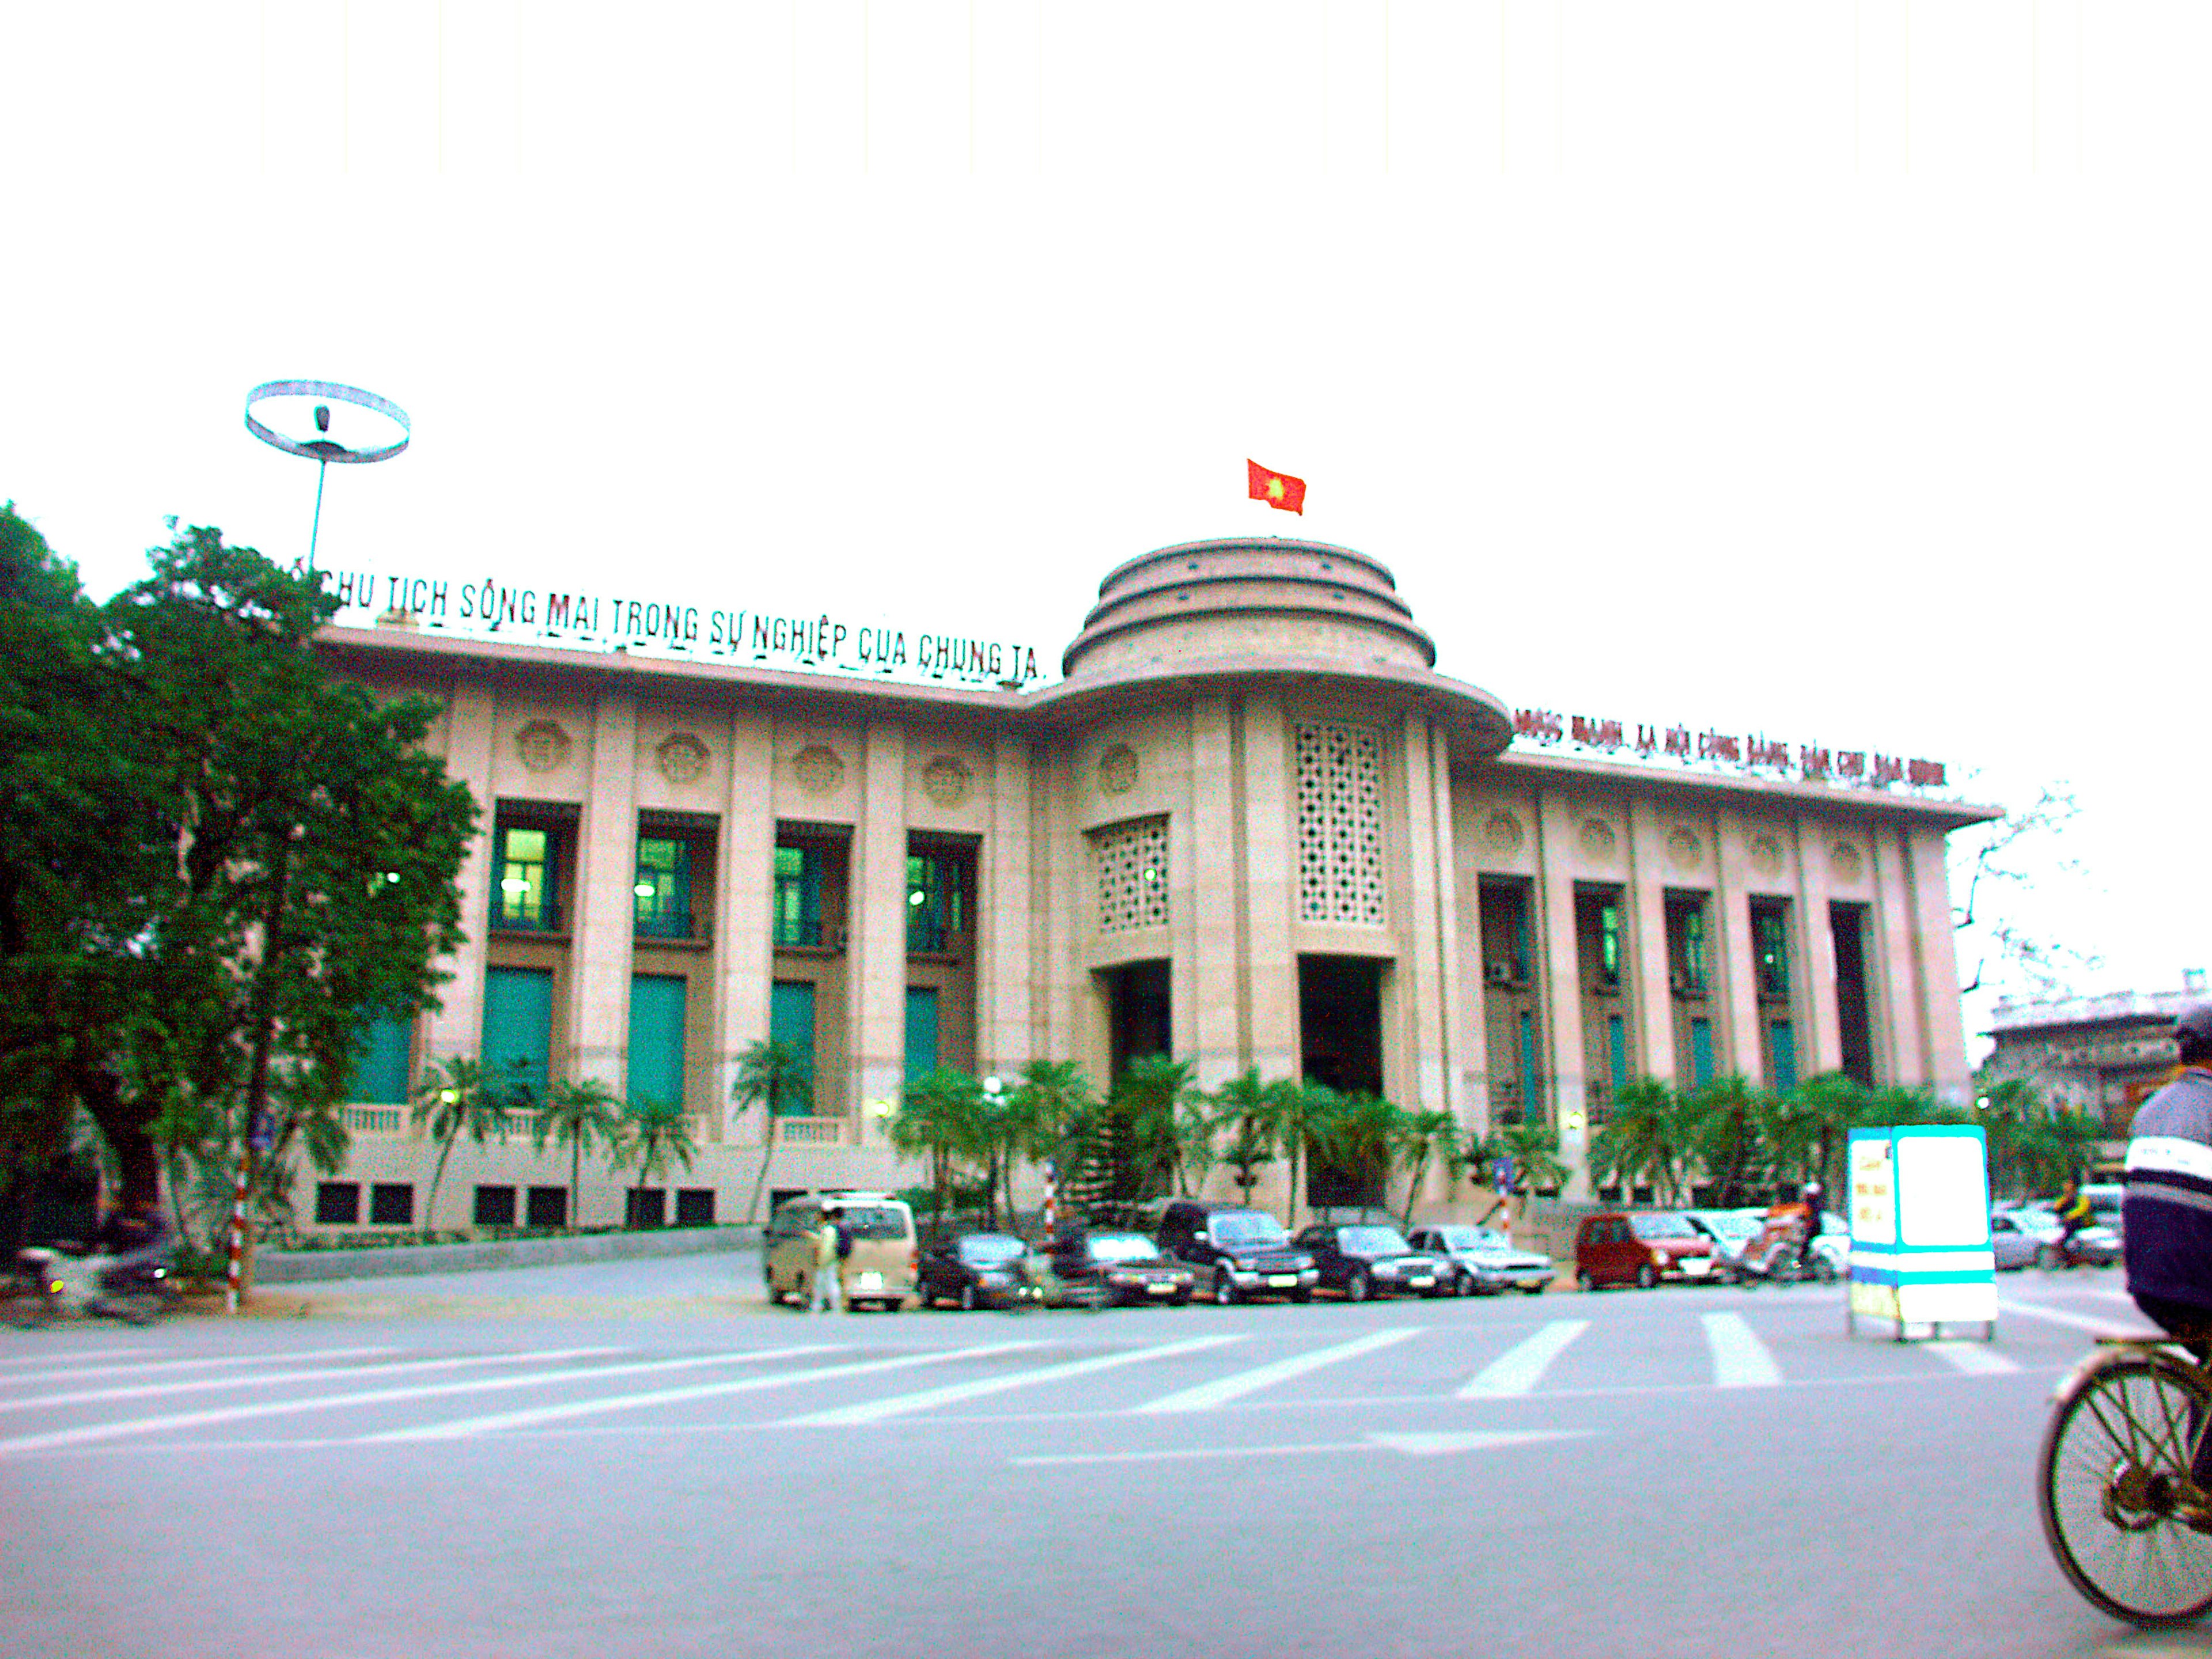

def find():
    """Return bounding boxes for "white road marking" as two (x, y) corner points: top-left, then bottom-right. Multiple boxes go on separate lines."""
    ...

(368, 1342), (1039, 1441)
(1998, 1298), (2162, 1336)
(786, 1335), (1243, 1427)
(1702, 1313), (1781, 1387)
(1136, 1329), (1419, 1415)
(1925, 1341), (2019, 1376)
(0, 1346), (797, 1456)
(0, 1346), (628, 1414)
(1458, 1321), (1589, 1397)
(0, 1347), (398, 1391)
(1012, 1429), (1596, 1467)
(0, 1348), (158, 1370)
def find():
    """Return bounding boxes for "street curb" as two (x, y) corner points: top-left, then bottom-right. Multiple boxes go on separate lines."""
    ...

(255, 1225), (762, 1282)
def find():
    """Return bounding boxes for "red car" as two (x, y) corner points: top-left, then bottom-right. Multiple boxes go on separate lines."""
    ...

(1574, 1211), (1715, 1290)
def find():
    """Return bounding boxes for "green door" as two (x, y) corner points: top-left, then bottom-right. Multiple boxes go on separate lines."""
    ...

(768, 981), (816, 1115)
(905, 987), (940, 1084)
(482, 968), (554, 1105)
(1771, 1021), (1798, 1093)
(628, 974), (688, 1110)
(1690, 1018), (1715, 1090)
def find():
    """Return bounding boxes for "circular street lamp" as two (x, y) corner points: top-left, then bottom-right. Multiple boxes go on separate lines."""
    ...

(244, 380), (411, 573)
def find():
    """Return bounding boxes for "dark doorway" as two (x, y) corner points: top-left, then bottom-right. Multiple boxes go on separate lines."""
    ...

(1831, 903), (1875, 1088)
(1301, 956), (1386, 1209)
(1104, 960), (1172, 1084)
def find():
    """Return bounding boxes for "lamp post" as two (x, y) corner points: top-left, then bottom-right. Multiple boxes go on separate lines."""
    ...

(244, 380), (410, 573)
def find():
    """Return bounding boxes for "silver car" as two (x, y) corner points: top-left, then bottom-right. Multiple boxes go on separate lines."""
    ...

(1407, 1225), (1555, 1297)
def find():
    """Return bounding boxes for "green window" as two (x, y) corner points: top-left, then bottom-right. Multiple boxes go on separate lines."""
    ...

(634, 838), (692, 940)
(1690, 1018), (1715, 1089)
(1518, 1010), (1540, 1118)
(1681, 907), (1707, 995)
(1771, 1020), (1798, 1092)
(351, 1013), (413, 1104)
(1599, 902), (1622, 988)
(768, 981), (816, 1114)
(904, 987), (940, 1084)
(627, 974), (687, 1109)
(1607, 1014), (1627, 1101)
(773, 845), (822, 948)
(482, 967), (554, 1106)
(1755, 907), (1790, 999)
(906, 851), (963, 954)
(493, 825), (557, 930)
(1512, 896), (1532, 982)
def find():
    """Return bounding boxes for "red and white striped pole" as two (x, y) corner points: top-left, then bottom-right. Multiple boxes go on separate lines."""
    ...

(1041, 1160), (1058, 1237)
(225, 1149), (251, 1314)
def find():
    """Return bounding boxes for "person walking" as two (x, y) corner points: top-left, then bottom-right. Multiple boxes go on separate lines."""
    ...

(809, 1205), (844, 1315)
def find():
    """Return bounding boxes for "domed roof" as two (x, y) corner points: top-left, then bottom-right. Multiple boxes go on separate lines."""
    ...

(1060, 537), (1436, 678)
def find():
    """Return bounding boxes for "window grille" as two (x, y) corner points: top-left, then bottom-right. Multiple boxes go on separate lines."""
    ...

(1092, 816), (1169, 933)
(1294, 722), (1385, 925)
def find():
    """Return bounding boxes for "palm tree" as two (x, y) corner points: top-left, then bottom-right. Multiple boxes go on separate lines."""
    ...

(1604, 1077), (1683, 1203)
(1396, 1107), (1465, 1228)
(1115, 1054), (1199, 1203)
(535, 1077), (624, 1230)
(618, 1096), (698, 1224)
(1687, 1074), (1768, 1206)
(147, 1092), (224, 1247)
(1209, 1068), (1283, 1205)
(1476, 1122), (1569, 1199)
(1007, 1060), (1099, 1226)
(1332, 1092), (1408, 1215)
(1793, 1071), (1873, 1202)
(891, 1066), (984, 1236)
(1269, 1080), (1349, 1231)
(731, 1038), (815, 1225)
(410, 1056), (518, 1230)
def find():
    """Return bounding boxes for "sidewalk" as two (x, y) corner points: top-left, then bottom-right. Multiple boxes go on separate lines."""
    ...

(271, 1245), (770, 1320)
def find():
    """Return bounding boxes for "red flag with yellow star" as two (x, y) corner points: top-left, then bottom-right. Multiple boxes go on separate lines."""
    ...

(1247, 460), (1305, 515)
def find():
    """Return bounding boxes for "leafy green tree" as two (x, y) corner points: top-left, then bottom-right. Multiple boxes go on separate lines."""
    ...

(535, 1077), (624, 1229)
(1476, 1122), (1569, 1198)
(619, 1095), (698, 1221)
(1685, 1074), (1770, 1206)
(411, 1057), (519, 1229)
(731, 1037), (814, 1224)
(1324, 1092), (1407, 1214)
(1114, 1055), (1199, 1203)
(1792, 1071), (1873, 1200)
(1270, 1080), (1350, 1230)
(1007, 1059), (1099, 1225)
(1208, 1068), (1285, 1205)
(1604, 1078), (1694, 1204)
(892, 1067), (985, 1235)
(1396, 1107), (1465, 1228)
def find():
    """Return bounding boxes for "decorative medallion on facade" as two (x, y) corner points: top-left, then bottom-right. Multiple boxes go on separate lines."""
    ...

(922, 755), (972, 808)
(514, 719), (571, 774)
(1579, 818), (1618, 862)
(1667, 827), (1703, 870)
(1747, 831), (1786, 877)
(1097, 744), (1139, 797)
(655, 733), (709, 786)
(1092, 816), (1170, 933)
(1830, 841), (1863, 883)
(1483, 810), (1524, 857)
(1294, 722), (1386, 926)
(791, 745), (846, 796)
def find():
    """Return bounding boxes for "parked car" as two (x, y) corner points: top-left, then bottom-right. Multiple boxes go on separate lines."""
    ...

(1811, 1210), (1852, 1274)
(1574, 1211), (1716, 1291)
(1988, 1209), (2044, 1272)
(1407, 1224), (1555, 1296)
(916, 1231), (1032, 1310)
(2081, 1183), (2125, 1238)
(1682, 1209), (1764, 1282)
(763, 1191), (918, 1311)
(1156, 1199), (1318, 1305)
(1044, 1230), (1195, 1306)
(1292, 1222), (1454, 1301)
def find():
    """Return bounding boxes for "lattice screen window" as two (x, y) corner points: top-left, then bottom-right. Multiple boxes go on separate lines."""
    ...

(1092, 816), (1170, 933)
(1296, 721), (1386, 925)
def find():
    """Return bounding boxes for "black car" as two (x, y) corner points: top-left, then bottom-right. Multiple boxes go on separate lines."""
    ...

(1156, 1199), (1319, 1305)
(1045, 1230), (1197, 1306)
(1292, 1222), (1454, 1301)
(916, 1232), (1033, 1310)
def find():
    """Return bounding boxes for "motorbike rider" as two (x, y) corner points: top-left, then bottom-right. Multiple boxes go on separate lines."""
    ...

(2122, 1003), (2212, 1348)
(1797, 1181), (1827, 1272)
(2052, 1175), (2093, 1264)
(90, 1195), (172, 1296)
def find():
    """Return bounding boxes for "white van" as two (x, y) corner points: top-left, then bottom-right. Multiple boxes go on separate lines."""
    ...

(763, 1191), (919, 1311)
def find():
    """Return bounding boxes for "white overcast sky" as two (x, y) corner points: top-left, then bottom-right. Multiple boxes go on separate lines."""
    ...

(4, 2), (2206, 1060)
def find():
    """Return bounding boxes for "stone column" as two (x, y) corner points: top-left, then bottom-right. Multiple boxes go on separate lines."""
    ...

(423, 677), (496, 1066)
(1189, 696), (1241, 1088)
(1040, 745), (1081, 1068)
(1870, 821), (1929, 1086)
(1625, 794), (1676, 1087)
(1908, 825), (1969, 1105)
(1534, 789), (1588, 1189)
(1713, 809), (1762, 1085)
(978, 733), (1034, 1079)
(1429, 724), (1478, 1128)
(1794, 815), (1843, 1077)
(1401, 715), (1450, 1115)
(1241, 694), (1297, 1081)
(850, 719), (907, 1142)
(715, 707), (775, 1142)
(566, 688), (637, 1090)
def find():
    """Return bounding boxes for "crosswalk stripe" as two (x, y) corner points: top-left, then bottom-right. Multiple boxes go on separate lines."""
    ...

(1702, 1313), (1781, 1388)
(0, 1346), (628, 1415)
(788, 1336), (1243, 1427)
(1458, 1321), (1589, 1398)
(1997, 1298), (2161, 1336)
(0, 1346), (791, 1456)
(1925, 1341), (2019, 1376)
(1136, 1330), (1418, 1415)
(370, 1341), (1043, 1441)
(0, 1347), (399, 1391)
(0, 1348), (153, 1370)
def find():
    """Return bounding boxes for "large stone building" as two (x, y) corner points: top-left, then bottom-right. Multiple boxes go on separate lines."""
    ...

(1982, 974), (2209, 1155)
(309, 537), (1994, 1232)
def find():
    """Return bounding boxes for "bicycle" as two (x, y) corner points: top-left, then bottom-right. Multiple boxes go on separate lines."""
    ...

(2039, 1336), (2212, 1626)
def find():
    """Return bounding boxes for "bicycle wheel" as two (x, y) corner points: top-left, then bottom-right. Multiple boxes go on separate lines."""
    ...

(2040, 1354), (2212, 1626)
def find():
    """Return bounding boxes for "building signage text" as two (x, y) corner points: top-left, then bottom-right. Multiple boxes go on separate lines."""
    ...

(1512, 708), (1949, 792)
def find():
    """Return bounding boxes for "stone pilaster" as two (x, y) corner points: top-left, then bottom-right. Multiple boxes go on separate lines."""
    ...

(1870, 822), (1928, 1086)
(1241, 694), (1297, 1082)
(978, 733), (1034, 1079)
(716, 707), (775, 1142)
(1429, 724), (1478, 1130)
(850, 719), (907, 1141)
(1626, 793), (1676, 1087)
(1534, 789), (1588, 1188)
(1190, 696), (1240, 1087)
(1794, 815), (1843, 1077)
(424, 676), (496, 1066)
(1402, 715), (1450, 1114)
(1713, 809), (1762, 1084)
(566, 688), (637, 1090)
(1908, 826), (1969, 1105)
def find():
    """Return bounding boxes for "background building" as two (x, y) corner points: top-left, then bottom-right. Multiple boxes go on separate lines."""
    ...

(309, 537), (1995, 1232)
(1982, 973), (2208, 1160)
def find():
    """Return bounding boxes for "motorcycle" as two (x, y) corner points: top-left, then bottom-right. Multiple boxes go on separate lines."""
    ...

(2036, 1225), (2122, 1272)
(3, 1245), (181, 1328)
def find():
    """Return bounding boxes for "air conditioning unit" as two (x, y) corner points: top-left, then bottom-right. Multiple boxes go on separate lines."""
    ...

(1484, 961), (1515, 986)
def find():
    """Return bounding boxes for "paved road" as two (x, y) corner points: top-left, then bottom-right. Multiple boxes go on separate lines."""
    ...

(5, 1262), (2207, 1659)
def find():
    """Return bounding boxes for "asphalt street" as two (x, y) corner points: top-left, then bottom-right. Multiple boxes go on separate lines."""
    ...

(5, 1255), (2209, 1659)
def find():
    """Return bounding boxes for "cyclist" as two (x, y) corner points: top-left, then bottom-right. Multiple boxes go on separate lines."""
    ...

(2123, 1003), (2212, 1348)
(2052, 1175), (2094, 1267)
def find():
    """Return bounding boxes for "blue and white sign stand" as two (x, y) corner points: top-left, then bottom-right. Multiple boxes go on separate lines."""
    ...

(1846, 1124), (1998, 1343)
